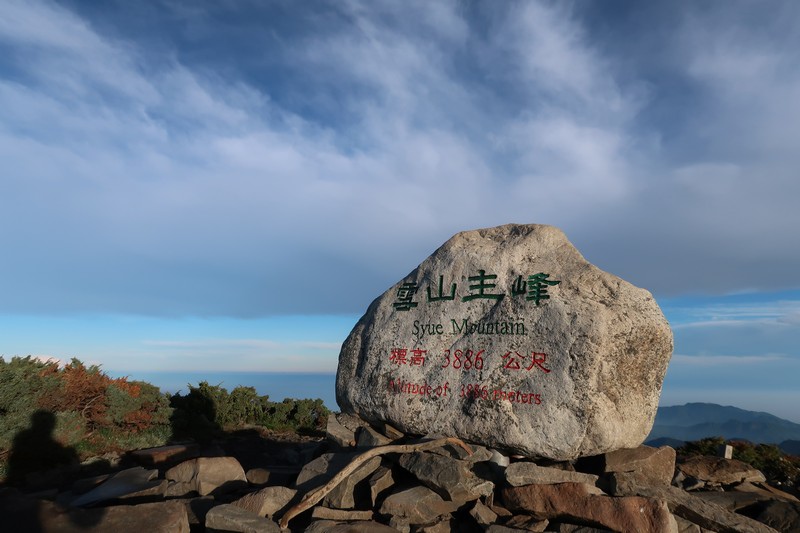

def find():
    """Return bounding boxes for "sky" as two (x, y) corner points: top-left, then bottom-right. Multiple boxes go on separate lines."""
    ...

(1, 1), (799, 421)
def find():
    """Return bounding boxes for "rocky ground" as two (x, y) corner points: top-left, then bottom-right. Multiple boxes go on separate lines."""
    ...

(1, 414), (799, 532)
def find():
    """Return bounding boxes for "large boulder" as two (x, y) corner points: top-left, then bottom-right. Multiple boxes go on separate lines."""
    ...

(336, 224), (672, 460)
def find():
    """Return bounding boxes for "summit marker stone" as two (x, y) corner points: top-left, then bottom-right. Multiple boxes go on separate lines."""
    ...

(336, 224), (673, 460)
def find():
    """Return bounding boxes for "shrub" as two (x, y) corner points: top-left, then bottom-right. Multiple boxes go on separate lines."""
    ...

(169, 381), (329, 435)
(0, 357), (60, 449)
(1, 355), (331, 481)
(0, 356), (174, 467)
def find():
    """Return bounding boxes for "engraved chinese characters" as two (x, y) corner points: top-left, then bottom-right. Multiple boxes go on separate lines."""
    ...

(336, 224), (673, 461)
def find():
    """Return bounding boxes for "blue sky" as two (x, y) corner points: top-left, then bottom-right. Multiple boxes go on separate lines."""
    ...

(1, 1), (799, 421)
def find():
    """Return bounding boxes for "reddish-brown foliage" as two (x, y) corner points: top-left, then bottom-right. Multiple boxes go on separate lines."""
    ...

(36, 360), (132, 431)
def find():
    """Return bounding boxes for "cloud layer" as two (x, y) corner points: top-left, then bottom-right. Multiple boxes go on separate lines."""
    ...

(2, 0), (799, 317)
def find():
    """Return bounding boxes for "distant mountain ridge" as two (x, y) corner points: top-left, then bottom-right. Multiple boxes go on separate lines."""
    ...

(647, 403), (800, 452)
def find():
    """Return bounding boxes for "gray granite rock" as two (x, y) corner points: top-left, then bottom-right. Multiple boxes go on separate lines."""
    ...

(69, 466), (161, 507)
(327, 413), (370, 448)
(337, 224), (672, 460)
(1, 496), (191, 533)
(676, 456), (766, 485)
(165, 456), (247, 496)
(356, 425), (394, 447)
(232, 485), (296, 517)
(205, 503), (280, 532)
(369, 466), (395, 506)
(398, 451), (494, 503)
(295, 452), (358, 490)
(745, 500), (800, 533)
(323, 455), (382, 509)
(379, 485), (459, 525)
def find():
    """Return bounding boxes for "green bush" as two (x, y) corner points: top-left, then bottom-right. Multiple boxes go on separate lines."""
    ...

(0, 357), (60, 449)
(169, 381), (329, 435)
(679, 436), (726, 458)
(53, 410), (87, 448)
(1, 356), (331, 482)
(263, 398), (329, 431)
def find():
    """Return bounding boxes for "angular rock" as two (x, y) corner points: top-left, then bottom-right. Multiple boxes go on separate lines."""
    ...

(305, 519), (401, 532)
(677, 456), (766, 485)
(327, 413), (369, 448)
(311, 507), (374, 521)
(419, 518), (457, 533)
(324, 455), (382, 509)
(379, 485), (459, 525)
(165, 480), (196, 497)
(743, 500), (800, 533)
(398, 451), (494, 503)
(130, 443), (199, 467)
(486, 525), (533, 533)
(692, 490), (764, 511)
(504, 514), (549, 531)
(505, 462), (599, 487)
(336, 224), (673, 460)
(356, 425), (394, 447)
(382, 423), (405, 440)
(553, 525), (615, 533)
(673, 515), (703, 533)
(613, 483), (779, 533)
(469, 500), (498, 526)
(233, 485), (296, 517)
(388, 515), (412, 533)
(69, 466), (161, 507)
(488, 448), (511, 467)
(166, 456), (247, 496)
(295, 452), (357, 490)
(245, 468), (271, 485)
(733, 481), (800, 502)
(369, 466), (395, 506)
(71, 473), (111, 494)
(502, 482), (678, 533)
(581, 445), (676, 487)
(21, 499), (190, 533)
(204, 503), (280, 532)
(183, 496), (218, 529)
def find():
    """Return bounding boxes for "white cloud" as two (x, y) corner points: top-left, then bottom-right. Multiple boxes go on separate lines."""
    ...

(671, 353), (787, 366)
(670, 300), (800, 329)
(1, 1), (799, 317)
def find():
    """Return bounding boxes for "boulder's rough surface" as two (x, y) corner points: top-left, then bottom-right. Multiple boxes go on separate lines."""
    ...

(337, 224), (673, 460)
(204, 503), (281, 532)
(233, 485), (296, 517)
(502, 482), (678, 533)
(379, 485), (459, 524)
(677, 456), (767, 485)
(165, 456), (247, 496)
(614, 483), (779, 533)
(33, 500), (190, 533)
(398, 451), (494, 503)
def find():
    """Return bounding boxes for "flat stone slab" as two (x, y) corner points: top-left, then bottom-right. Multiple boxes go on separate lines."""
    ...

(205, 504), (281, 533)
(337, 224), (673, 460)
(677, 456), (766, 485)
(505, 462), (599, 487)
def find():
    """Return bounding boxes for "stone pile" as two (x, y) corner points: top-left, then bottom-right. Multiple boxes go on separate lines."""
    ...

(2, 413), (799, 532)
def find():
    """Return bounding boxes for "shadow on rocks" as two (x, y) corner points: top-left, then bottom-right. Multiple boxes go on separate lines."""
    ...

(2, 409), (105, 530)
